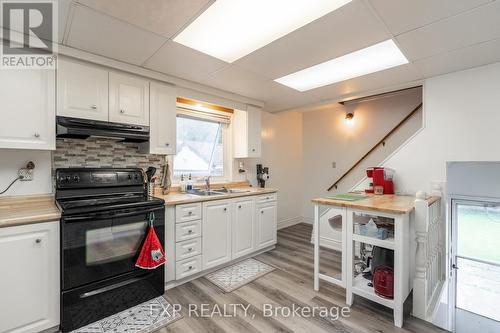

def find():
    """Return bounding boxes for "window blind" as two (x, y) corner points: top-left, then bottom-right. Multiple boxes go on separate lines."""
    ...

(176, 105), (232, 124)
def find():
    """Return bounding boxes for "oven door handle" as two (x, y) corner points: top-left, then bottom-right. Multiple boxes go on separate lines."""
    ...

(79, 273), (154, 299)
(64, 206), (163, 222)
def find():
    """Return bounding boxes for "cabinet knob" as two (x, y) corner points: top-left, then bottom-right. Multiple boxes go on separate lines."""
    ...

(261, 210), (264, 214)
(188, 266), (193, 270)
(90, 105), (97, 110)
(223, 207), (227, 212)
(188, 230), (193, 234)
(35, 238), (42, 244)
(188, 247), (193, 252)
(252, 148), (256, 152)
(238, 205), (242, 209)
(188, 211), (192, 215)
(34, 133), (40, 138)
(165, 143), (170, 147)
(120, 109), (125, 114)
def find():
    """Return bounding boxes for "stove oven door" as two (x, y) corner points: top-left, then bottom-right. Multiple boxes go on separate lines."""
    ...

(61, 205), (165, 290)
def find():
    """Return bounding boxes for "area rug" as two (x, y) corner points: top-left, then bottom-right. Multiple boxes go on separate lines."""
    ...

(71, 297), (182, 333)
(205, 258), (275, 293)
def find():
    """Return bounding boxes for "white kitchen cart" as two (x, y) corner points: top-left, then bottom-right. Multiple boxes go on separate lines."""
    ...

(312, 195), (418, 327)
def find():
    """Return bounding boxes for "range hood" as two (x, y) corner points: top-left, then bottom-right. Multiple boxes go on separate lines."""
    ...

(56, 116), (149, 142)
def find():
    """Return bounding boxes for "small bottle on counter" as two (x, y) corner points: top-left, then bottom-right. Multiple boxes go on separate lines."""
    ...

(180, 174), (186, 193)
(187, 174), (193, 191)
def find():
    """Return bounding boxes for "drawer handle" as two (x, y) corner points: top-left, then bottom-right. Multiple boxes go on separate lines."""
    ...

(266, 197), (270, 200)
(34, 133), (40, 138)
(120, 109), (125, 114)
(223, 208), (227, 212)
(90, 105), (97, 110)
(188, 230), (193, 234)
(188, 211), (193, 215)
(238, 205), (242, 209)
(261, 210), (264, 214)
(188, 266), (193, 270)
(252, 148), (256, 152)
(165, 143), (170, 147)
(35, 238), (42, 244)
(188, 247), (193, 252)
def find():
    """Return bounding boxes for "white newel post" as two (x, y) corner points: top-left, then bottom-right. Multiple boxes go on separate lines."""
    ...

(413, 190), (429, 320)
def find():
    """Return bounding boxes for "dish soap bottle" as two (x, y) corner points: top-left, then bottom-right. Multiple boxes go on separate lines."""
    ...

(180, 174), (186, 193)
(187, 174), (193, 191)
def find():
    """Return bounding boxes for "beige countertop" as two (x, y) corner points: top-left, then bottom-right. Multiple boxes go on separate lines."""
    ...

(311, 193), (439, 215)
(157, 187), (278, 206)
(0, 194), (61, 228)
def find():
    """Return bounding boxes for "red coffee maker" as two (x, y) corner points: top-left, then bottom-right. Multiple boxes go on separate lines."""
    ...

(365, 167), (394, 194)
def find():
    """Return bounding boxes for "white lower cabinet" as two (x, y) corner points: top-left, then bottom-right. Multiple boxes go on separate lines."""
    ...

(256, 202), (278, 250)
(202, 200), (232, 270)
(232, 198), (255, 259)
(0, 222), (59, 333)
(167, 193), (278, 285)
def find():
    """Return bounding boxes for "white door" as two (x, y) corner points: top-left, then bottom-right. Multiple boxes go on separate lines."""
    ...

(232, 198), (255, 259)
(109, 72), (149, 126)
(0, 69), (55, 150)
(451, 199), (500, 333)
(57, 59), (108, 121)
(202, 201), (232, 270)
(148, 82), (176, 154)
(255, 203), (277, 249)
(0, 222), (59, 333)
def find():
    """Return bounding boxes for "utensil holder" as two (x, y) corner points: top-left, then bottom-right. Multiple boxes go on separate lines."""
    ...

(147, 182), (154, 197)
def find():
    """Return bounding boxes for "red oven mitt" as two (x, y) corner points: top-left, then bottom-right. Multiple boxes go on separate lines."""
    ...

(136, 213), (166, 269)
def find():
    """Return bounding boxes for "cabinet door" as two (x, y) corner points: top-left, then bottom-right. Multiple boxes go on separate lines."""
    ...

(232, 198), (255, 259)
(148, 82), (176, 154)
(0, 222), (59, 333)
(0, 69), (55, 150)
(57, 59), (108, 121)
(233, 106), (262, 158)
(109, 72), (150, 126)
(255, 203), (277, 249)
(202, 201), (231, 270)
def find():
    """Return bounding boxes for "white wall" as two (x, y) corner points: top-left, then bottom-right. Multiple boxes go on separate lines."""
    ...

(301, 89), (423, 220)
(0, 150), (52, 196)
(382, 62), (500, 194)
(238, 111), (304, 228)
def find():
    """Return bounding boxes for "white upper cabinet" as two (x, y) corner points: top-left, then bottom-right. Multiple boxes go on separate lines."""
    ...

(233, 105), (262, 158)
(109, 72), (150, 126)
(57, 59), (109, 121)
(0, 69), (55, 150)
(145, 82), (176, 155)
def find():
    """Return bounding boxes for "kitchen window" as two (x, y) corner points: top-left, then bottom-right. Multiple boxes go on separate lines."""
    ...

(173, 113), (230, 179)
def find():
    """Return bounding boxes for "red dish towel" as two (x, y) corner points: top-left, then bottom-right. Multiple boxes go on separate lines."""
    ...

(135, 225), (165, 269)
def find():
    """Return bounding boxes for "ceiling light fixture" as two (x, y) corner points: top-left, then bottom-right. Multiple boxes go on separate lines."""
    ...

(274, 39), (409, 92)
(173, 0), (352, 63)
(345, 112), (354, 126)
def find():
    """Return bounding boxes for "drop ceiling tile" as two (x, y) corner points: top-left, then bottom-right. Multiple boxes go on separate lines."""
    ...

(309, 63), (422, 101)
(143, 41), (227, 82)
(396, 1), (500, 61)
(414, 38), (500, 78)
(369, 0), (493, 35)
(264, 90), (321, 113)
(199, 65), (292, 101)
(235, 0), (390, 79)
(66, 4), (167, 65)
(76, 0), (213, 38)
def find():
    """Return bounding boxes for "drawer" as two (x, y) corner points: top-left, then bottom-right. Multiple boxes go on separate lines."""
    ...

(175, 220), (201, 242)
(256, 193), (277, 204)
(175, 255), (202, 280)
(175, 237), (202, 261)
(176, 203), (202, 223)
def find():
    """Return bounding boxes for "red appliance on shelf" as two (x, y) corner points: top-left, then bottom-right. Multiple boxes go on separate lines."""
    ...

(365, 167), (395, 194)
(373, 266), (394, 299)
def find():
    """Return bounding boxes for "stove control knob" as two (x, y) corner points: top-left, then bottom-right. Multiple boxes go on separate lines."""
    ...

(73, 175), (80, 182)
(65, 176), (71, 182)
(127, 174), (132, 180)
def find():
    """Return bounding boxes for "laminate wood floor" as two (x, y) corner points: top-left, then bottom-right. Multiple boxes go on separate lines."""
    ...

(161, 223), (447, 333)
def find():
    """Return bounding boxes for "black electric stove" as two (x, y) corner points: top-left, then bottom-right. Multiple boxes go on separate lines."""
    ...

(56, 168), (165, 332)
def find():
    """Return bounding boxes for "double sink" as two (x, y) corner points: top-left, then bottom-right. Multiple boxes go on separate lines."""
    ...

(187, 187), (250, 196)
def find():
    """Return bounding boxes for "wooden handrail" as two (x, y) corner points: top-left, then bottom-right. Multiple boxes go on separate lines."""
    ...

(327, 103), (423, 191)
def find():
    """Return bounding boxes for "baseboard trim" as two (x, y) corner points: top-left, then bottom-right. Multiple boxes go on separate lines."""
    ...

(278, 216), (303, 230)
(302, 216), (314, 224)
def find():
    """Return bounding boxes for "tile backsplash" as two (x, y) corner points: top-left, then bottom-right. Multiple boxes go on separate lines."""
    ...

(52, 138), (166, 184)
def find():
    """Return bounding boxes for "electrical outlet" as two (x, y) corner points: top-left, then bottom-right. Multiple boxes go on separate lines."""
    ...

(18, 168), (33, 181)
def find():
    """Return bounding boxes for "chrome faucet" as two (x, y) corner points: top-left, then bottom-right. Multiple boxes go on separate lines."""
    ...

(204, 176), (211, 191)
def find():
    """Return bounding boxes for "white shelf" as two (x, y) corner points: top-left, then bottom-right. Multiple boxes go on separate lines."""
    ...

(352, 233), (395, 250)
(352, 274), (394, 309)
